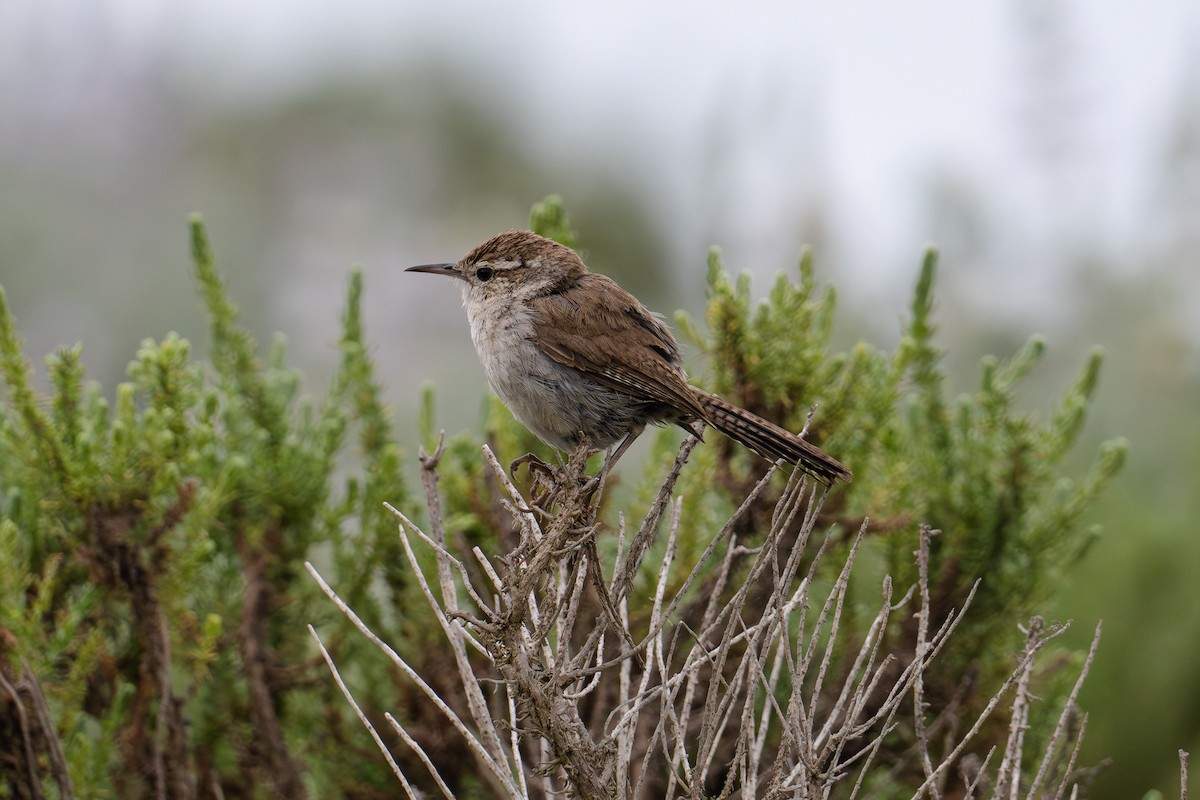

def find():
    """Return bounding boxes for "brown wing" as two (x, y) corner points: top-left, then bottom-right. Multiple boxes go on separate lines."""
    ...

(530, 273), (707, 419)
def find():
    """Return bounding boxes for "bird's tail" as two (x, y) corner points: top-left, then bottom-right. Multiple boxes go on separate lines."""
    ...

(695, 391), (852, 484)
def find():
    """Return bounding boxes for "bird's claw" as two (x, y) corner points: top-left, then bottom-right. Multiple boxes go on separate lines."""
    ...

(510, 451), (605, 511)
(510, 452), (555, 479)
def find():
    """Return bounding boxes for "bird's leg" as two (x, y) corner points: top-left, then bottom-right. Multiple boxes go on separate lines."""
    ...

(579, 428), (643, 500)
(603, 428), (642, 473)
(512, 429), (642, 509)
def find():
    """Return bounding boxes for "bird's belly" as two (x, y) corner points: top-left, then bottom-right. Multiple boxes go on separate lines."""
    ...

(466, 297), (671, 452)
(478, 336), (630, 450)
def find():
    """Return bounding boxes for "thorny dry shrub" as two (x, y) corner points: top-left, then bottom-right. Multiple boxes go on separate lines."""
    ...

(307, 438), (1168, 799)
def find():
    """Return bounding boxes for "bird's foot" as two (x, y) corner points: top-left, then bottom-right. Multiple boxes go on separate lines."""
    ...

(510, 452), (556, 480)
(510, 452), (565, 510)
(511, 451), (603, 512)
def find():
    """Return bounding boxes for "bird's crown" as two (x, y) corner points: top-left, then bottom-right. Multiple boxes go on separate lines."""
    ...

(460, 230), (585, 280)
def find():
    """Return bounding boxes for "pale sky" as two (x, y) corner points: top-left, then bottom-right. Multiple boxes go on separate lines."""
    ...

(2, 0), (1197, 354)
(7, 0), (1195, 273)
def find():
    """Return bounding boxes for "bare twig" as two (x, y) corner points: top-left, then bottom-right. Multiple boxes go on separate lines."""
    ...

(308, 625), (419, 799)
(1028, 621), (1102, 799)
(0, 667), (44, 800)
(911, 621), (1069, 799)
(312, 437), (1111, 799)
(306, 561), (524, 798)
(19, 659), (76, 800)
(913, 525), (939, 796)
(997, 617), (1044, 798)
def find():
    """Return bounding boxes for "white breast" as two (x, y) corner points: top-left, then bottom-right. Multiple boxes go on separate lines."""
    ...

(462, 288), (644, 452)
(464, 291), (577, 449)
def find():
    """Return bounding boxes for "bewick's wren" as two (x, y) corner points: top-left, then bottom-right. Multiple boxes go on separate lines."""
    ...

(407, 230), (851, 484)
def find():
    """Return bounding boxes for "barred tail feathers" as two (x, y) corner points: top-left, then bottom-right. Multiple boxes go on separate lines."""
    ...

(696, 392), (851, 484)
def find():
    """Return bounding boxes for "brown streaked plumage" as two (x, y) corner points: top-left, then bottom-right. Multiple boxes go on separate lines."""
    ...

(408, 230), (851, 484)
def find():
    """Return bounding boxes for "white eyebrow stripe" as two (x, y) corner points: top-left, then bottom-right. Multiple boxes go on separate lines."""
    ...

(483, 259), (525, 271)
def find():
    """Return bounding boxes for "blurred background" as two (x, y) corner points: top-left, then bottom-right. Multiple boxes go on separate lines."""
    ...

(1, 1), (1197, 795)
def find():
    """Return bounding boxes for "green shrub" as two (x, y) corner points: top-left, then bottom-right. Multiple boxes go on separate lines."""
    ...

(0, 197), (1124, 797)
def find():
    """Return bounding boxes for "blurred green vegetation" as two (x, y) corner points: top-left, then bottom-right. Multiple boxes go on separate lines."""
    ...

(2, 52), (1198, 795)
(3, 196), (1177, 796)
(0, 218), (420, 797)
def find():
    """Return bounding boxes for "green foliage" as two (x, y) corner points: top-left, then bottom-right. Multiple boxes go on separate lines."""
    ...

(0, 219), (414, 797)
(392, 197), (1126, 789)
(0, 196), (1124, 796)
(529, 193), (578, 248)
(887, 254), (1124, 679)
(675, 240), (1126, 740)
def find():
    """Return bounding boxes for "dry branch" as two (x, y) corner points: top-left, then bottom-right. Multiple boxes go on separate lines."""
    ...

(309, 438), (1119, 798)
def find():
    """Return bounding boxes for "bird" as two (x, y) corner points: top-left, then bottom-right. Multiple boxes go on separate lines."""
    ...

(407, 230), (850, 484)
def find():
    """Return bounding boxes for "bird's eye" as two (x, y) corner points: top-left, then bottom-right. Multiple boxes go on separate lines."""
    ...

(475, 267), (494, 282)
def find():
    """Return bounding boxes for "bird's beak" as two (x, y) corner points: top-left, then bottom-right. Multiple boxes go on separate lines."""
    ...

(406, 263), (466, 281)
